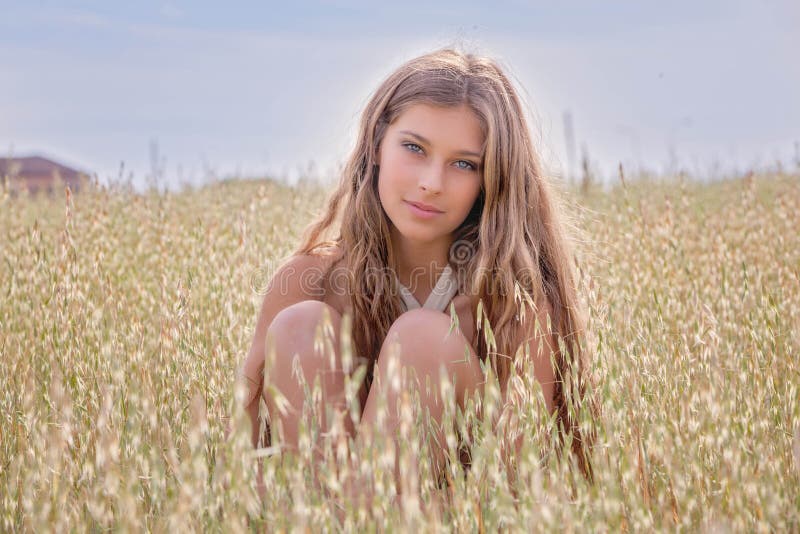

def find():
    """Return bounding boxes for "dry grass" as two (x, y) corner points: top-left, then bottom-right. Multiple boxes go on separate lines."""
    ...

(1, 170), (798, 531)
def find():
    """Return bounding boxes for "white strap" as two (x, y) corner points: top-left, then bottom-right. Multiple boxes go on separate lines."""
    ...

(397, 264), (458, 312)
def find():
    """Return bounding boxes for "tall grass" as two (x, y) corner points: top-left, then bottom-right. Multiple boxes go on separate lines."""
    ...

(1, 170), (798, 531)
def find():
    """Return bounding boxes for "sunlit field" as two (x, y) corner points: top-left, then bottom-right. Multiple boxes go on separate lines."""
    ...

(1, 169), (798, 531)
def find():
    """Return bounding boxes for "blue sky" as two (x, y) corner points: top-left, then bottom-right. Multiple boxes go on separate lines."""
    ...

(1, 0), (797, 190)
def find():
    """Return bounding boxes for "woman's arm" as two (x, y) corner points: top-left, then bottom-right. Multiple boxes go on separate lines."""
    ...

(234, 253), (329, 447)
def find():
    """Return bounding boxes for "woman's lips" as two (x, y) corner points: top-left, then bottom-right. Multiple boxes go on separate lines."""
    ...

(406, 200), (443, 212)
(405, 200), (444, 218)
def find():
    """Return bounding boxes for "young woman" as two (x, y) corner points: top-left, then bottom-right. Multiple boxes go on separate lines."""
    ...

(237, 46), (594, 503)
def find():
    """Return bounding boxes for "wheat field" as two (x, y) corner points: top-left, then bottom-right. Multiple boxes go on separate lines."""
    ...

(1, 170), (798, 531)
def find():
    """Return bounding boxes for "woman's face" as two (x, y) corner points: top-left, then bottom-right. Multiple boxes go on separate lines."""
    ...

(376, 102), (484, 245)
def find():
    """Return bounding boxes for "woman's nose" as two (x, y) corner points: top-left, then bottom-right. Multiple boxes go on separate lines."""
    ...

(418, 162), (444, 193)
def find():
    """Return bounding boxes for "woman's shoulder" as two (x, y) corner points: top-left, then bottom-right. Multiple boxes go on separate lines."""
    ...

(268, 244), (344, 301)
(291, 243), (350, 314)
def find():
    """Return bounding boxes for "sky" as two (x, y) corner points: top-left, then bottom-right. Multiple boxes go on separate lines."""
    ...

(1, 0), (798, 190)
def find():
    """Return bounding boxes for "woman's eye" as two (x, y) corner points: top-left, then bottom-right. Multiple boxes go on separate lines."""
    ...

(455, 160), (477, 171)
(403, 142), (477, 171)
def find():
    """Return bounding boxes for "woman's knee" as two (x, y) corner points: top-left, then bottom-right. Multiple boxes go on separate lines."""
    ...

(265, 300), (342, 374)
(389, 308), (452, 337)
(386, 309), (463, 351)
(269, 299), (341, 334)
(378, 309), (476, 378)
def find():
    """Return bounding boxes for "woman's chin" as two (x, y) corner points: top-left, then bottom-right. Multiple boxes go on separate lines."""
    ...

(388, 215), (450, 244)
(395, 228), (445, 244)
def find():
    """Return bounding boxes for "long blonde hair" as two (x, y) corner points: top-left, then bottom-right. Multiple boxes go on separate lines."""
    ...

(295, 46), (594, 479)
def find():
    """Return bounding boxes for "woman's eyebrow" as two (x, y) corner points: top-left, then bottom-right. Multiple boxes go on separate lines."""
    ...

(398, 130), (482, 158)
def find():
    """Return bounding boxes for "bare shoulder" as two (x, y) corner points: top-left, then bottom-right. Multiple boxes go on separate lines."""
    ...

(278, 243), (349, 316)
(266, 252), (331, 302)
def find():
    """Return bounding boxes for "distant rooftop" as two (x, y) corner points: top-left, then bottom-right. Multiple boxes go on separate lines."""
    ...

(1, 155), (91, 195)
